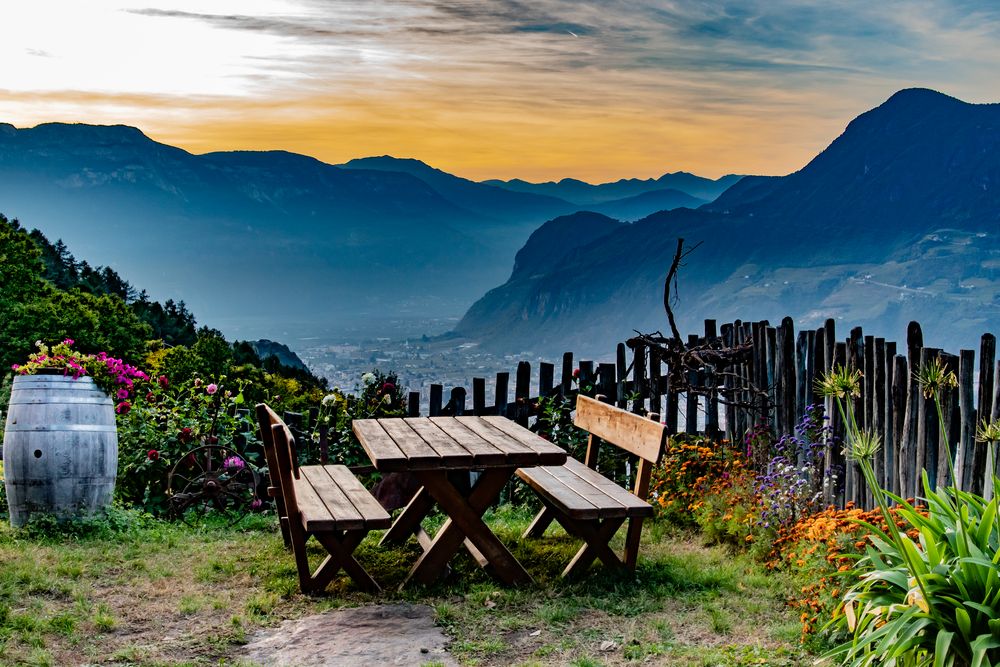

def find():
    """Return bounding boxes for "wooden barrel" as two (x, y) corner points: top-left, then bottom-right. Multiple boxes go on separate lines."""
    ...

(2, 374), (118, 527)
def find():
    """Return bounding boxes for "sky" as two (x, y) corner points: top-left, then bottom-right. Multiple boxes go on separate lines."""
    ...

(2, 1), (1000, 182)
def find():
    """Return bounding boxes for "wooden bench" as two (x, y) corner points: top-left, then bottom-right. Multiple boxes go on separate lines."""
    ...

(516, 395), (667, 577)
(256, 404), (391, 593)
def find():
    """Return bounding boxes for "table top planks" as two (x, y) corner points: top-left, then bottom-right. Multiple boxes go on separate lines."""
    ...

(354, 416), (567, 472)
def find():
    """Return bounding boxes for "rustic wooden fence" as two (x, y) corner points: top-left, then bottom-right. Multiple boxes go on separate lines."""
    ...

(286, 317), (998, 510)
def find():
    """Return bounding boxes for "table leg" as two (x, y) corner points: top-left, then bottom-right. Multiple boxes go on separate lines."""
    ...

(380, 485), (434, 546)
(403, 468), (533, 587)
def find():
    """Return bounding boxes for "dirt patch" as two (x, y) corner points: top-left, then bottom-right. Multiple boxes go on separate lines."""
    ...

(238, 603), (457, 666)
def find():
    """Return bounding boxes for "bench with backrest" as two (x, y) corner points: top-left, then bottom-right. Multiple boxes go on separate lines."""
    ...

(256, 403), (391, 593)
(516, 394), (667, 577)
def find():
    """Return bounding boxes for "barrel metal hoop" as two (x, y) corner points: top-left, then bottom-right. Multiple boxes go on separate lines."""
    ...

(9, 397), (113, 405)
(5, 424), (117, 432)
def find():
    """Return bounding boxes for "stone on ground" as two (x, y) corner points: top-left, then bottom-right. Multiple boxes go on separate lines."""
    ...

(239, 603), (457, 666)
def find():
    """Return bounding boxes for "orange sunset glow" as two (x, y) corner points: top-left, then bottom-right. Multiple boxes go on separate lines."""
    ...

(3, 1), (1000, 182)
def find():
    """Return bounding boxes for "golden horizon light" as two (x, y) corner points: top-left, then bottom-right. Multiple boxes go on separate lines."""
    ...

(2, 1), (1000, 182)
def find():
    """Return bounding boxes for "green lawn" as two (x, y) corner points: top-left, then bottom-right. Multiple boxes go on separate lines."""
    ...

(0, 505), (807, 666)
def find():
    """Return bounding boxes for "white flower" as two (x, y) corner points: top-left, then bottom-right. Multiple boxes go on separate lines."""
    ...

(361, 372), (376, 386)
(321, 393), (338, 406)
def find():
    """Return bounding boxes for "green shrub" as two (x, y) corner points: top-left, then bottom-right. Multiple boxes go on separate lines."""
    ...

(826, 476), (1000, 666)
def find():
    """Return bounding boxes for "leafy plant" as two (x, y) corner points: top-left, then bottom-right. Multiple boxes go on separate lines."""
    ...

(820, 363), (1000, 666)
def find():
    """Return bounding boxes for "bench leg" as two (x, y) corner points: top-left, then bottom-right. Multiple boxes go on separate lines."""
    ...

(549, 513), (626, 578)
(523, 506), (556, 538)
(313, 530), (381, 593)
(381, 485), (434, 546)
(622, 517), (645, 571)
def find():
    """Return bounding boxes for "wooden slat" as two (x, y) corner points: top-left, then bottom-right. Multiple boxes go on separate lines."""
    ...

(378, 419), (442, 469)
(353, 420), (409, 472)
(324, 465), (392, 528)
(573, 395), (666, 463)
(299, 466), (364, 530)
(428, 417), (507, 466)
(541, 463), (631, 519)
(454, 416), (538, 465)
(563, 458), (652, 517)
(516, 466), (601, 520)
(479, 416), (567, 464)
(404, 418), (474, 467)
(292, 471), (351, 531)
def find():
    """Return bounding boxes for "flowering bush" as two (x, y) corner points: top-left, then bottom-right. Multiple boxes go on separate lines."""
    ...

(765, 501), (924, 647)
(650, 435), (742, 526)
(115, 373), (257, 514)
(755, 405), (829, 531)
(12, 339), (148, 412)
(311, 369), (407, 467)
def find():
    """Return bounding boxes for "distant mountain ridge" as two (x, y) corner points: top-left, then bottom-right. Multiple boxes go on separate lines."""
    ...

(484, 172), (742, 205)
(0, 125), (731, 339)
(456, 89), (1000, 354)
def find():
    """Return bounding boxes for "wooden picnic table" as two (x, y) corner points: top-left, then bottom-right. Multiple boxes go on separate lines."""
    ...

(353, 416), (567, 587)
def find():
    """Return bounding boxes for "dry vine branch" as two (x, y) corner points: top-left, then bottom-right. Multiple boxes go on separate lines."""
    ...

(627, 238), (771, 418)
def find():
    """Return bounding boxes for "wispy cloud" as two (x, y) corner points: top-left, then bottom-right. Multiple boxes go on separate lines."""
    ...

(2, 0), (999, 181)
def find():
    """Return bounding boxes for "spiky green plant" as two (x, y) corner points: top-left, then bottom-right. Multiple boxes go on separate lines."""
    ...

(818, 367), (1000, 666)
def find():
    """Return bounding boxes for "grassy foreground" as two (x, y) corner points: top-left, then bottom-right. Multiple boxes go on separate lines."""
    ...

(0, 505), (806, 666)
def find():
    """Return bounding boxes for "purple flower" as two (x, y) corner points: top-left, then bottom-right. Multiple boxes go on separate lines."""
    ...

(223, 456), (245, 469)
(206, 383), (218, 395)
(116, 388), (130, 400)
(62, 338), (74, 346)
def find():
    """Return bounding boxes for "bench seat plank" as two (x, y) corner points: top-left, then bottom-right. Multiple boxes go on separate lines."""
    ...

(325, 465), (392, 529)
(516, 465), (602, 520)
(297, 465), (391, 532)
(563, 458), (654, 518)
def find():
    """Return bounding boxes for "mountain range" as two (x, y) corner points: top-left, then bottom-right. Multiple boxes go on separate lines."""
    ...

(0, 124), (725, 339)
(456, 89), (1000, 355)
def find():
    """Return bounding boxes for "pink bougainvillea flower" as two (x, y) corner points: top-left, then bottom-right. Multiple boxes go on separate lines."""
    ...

(116, 401), (132, 415)
(62, 338), (74, 346)
(206, 383), (218, 395)
(116, 388), (130, 400)
(11, 364), (19, 370)
(158, 375), (169, 389)
(250, 498), (263, 510)
(147, 449), (159, 461)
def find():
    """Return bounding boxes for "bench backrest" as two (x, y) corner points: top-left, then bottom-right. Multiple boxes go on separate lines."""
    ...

(255, 403), (298, 540)
(574, 395), (667, 464)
